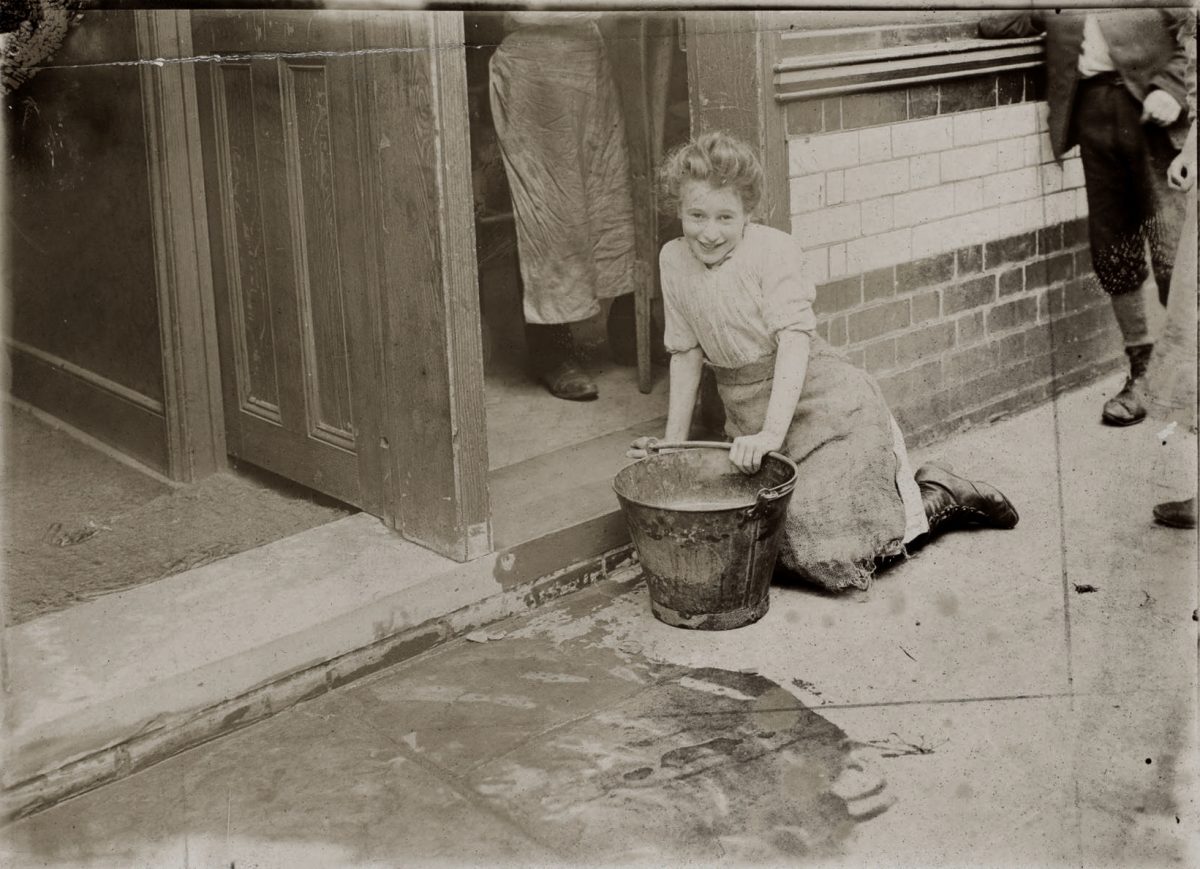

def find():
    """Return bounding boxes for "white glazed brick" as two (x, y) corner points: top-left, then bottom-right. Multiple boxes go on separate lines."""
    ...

(1038, 132), (1057, 164)
(997, 138), (1026, 172)
(789, 174), (825, 214)
(827, 171), (845, 205)
(982, 166), (1041, 207)
(1043, 189), (1077, 225)
(911, 208), (1000, 259)
(891, 116), (954, 158)
(1036, 102), (1051, 132)
(996, 199), (1046, 236)
(1062, 156), (1086, 189)
(794, 203), (861, 246)
(953, 112), (984, 147)
(790, 131), (860, 174)
(845, 228), (912, 274)
(1023, 134), (1043, 167)
(909, 153), (941, 189)
(1075, 187), (1090, 218)
(859, 127), (893, 164)
(1039, 162), (1065, 194)
(954, 178), (984, 214)
(861, 197), (895, 235)
(940, 143), (999, 181)
(892, 185), (957, 228)
(828, 243), (847, 278)
(980, 103), (1038, 141)
(844, 158), (910, 202)
(802, 244), (830, 285)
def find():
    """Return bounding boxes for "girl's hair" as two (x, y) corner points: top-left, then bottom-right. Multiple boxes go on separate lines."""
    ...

(657, 132), (764, 216)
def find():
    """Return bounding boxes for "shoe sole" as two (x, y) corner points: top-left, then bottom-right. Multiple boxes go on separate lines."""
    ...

(1101, 413), (1146, 427)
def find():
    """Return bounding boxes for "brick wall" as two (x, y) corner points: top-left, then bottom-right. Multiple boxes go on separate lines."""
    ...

(784, 68), (1123, 447)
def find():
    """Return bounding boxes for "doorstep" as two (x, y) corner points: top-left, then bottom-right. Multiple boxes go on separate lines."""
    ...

(1, 426), (649, 821)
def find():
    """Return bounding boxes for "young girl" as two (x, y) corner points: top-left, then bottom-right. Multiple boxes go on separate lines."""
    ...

(631, 133), (1019, 592)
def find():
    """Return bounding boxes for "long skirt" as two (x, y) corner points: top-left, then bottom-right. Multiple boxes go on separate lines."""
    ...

(711, 338), (926, 593)
(489, 24), (636, 326)
(1143, 190), (1198, 433)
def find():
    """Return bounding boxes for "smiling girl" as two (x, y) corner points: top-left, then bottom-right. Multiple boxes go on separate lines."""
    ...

(632, 133), (1020, 592)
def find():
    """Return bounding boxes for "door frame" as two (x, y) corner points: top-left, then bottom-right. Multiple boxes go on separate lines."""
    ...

(135, 9), (227, 483)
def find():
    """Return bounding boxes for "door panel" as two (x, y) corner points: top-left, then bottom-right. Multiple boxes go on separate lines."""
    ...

(191, 9), (491, 560)
(194, 12), (365, 507)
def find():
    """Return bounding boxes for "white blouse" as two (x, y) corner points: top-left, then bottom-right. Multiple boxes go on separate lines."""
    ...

(659, 223), (818, 368)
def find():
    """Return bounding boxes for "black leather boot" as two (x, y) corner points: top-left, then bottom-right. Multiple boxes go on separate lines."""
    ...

(525, 323), (598, 402)
(915, 463), (1019, 541)
(1153, 496), (1197, 529)
(1101, 343), (1153, 427)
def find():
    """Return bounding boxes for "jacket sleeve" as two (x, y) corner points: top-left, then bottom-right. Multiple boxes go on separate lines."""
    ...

(1149, 9), (1196, 121)
(978, 13), (1045, 39)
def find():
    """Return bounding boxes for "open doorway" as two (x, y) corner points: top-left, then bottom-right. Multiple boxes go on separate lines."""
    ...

(464, 13), (691, 544)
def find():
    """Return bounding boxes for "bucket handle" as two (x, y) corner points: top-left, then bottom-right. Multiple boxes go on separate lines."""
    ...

(645, 440), (798, 506)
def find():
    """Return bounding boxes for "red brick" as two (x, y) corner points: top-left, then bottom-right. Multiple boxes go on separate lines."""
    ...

(895, 321), (957, 367)
(986, 296), (1039, 333)
(823, 98), (843, 131)
(1063, 218), (1090, 248)
(827, 315), (848, 347)
(878, 358), (944, 407)
(1024, 323), (1055, 357)
(908, 85), (939, 119)
(956, 245), (984, 276)
(994, 331), (1026, 365)
(786, 100), (824, 136)
(841, 91), (908, 130)
(1063, 277), (1104, 312)
(944, 342), (997, 383)
(943, 274), (997, 315)
(816, 319), (831, 341)
(1037, 224), (1064, 255)
(846, 348), (866, 368)
(814, 277), (863, 315)
(910, 289), (941, 323)
(864, 337), (897, 373)
(1074, 247), (1093, 277)
(863, 267), (896, 302)
(847, 298), (911, 343)
(984, 231), (1037, 269)
(897, 252), (955, 292)
(956, 311), (986, 345)
(939, 75), (997, 113)
(1024, 259), (1050, 290)
(997, 70), (1026, 105)
(998, 267), (1024, 297)
(1038, 287), (1066, 321)
(1046, 252), (1074, 285)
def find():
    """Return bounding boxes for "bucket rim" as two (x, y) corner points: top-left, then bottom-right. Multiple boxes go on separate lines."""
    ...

(612, 441), (797, 512)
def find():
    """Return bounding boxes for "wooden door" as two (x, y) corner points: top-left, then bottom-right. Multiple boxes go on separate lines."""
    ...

(192, 10), (491, 560)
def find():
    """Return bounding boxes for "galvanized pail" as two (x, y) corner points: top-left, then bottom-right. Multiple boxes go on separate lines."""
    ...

(613, 441), (797, 630)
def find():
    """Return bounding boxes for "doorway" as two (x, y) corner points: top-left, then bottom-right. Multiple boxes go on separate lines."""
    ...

(464, 12), (691, 544)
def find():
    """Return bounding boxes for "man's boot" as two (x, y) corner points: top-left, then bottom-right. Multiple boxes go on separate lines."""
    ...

(525, 322), (598, 402)
(1153, 496), (1197, 529)
(1101, 343), (1153, 427)
(914, 464), (1019, 544)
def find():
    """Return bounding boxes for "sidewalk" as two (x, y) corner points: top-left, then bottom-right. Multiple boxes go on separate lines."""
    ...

(3, 377), (1197, 868)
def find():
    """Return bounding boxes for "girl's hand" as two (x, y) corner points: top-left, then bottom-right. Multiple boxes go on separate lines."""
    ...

(730, 431), (785, 474)
(1142, 90), (1183, 127)
(627, 436), (658, 459)
(1168, 148), (1196, 191)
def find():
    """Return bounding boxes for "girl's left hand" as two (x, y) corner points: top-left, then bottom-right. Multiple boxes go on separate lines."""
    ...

(730, 431), (785, 474)
(1167, 148), (1196, 191)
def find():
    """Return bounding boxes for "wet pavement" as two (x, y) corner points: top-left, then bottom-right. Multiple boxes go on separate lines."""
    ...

(2, 378), (1197, 867)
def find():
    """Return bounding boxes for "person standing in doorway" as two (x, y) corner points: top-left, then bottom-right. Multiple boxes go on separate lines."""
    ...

(489, 11), (639, 401)
(980, 9), (1194, 426)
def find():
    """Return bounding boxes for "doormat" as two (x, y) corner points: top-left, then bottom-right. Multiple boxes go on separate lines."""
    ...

(3, 407), (354, 626)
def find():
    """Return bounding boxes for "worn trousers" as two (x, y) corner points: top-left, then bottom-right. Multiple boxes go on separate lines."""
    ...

(1073, 74), (1187, 345)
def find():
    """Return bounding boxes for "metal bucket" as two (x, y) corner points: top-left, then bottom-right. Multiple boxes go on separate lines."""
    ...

(613, 441), (798, 630)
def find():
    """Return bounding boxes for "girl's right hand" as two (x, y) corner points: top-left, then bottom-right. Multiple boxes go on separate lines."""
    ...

(627, 436), (658, 459)
(1168, 147), (1196, 191)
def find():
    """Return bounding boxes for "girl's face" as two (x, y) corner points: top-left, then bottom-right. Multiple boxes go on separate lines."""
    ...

(679, 180), (749, 266)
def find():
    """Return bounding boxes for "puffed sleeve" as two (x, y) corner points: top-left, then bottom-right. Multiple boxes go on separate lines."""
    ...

(761, 233), (818, 339)
(659, 245), (700, 355)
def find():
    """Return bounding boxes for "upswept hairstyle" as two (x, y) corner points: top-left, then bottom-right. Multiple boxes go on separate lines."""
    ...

(657, 132), (764, 217)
